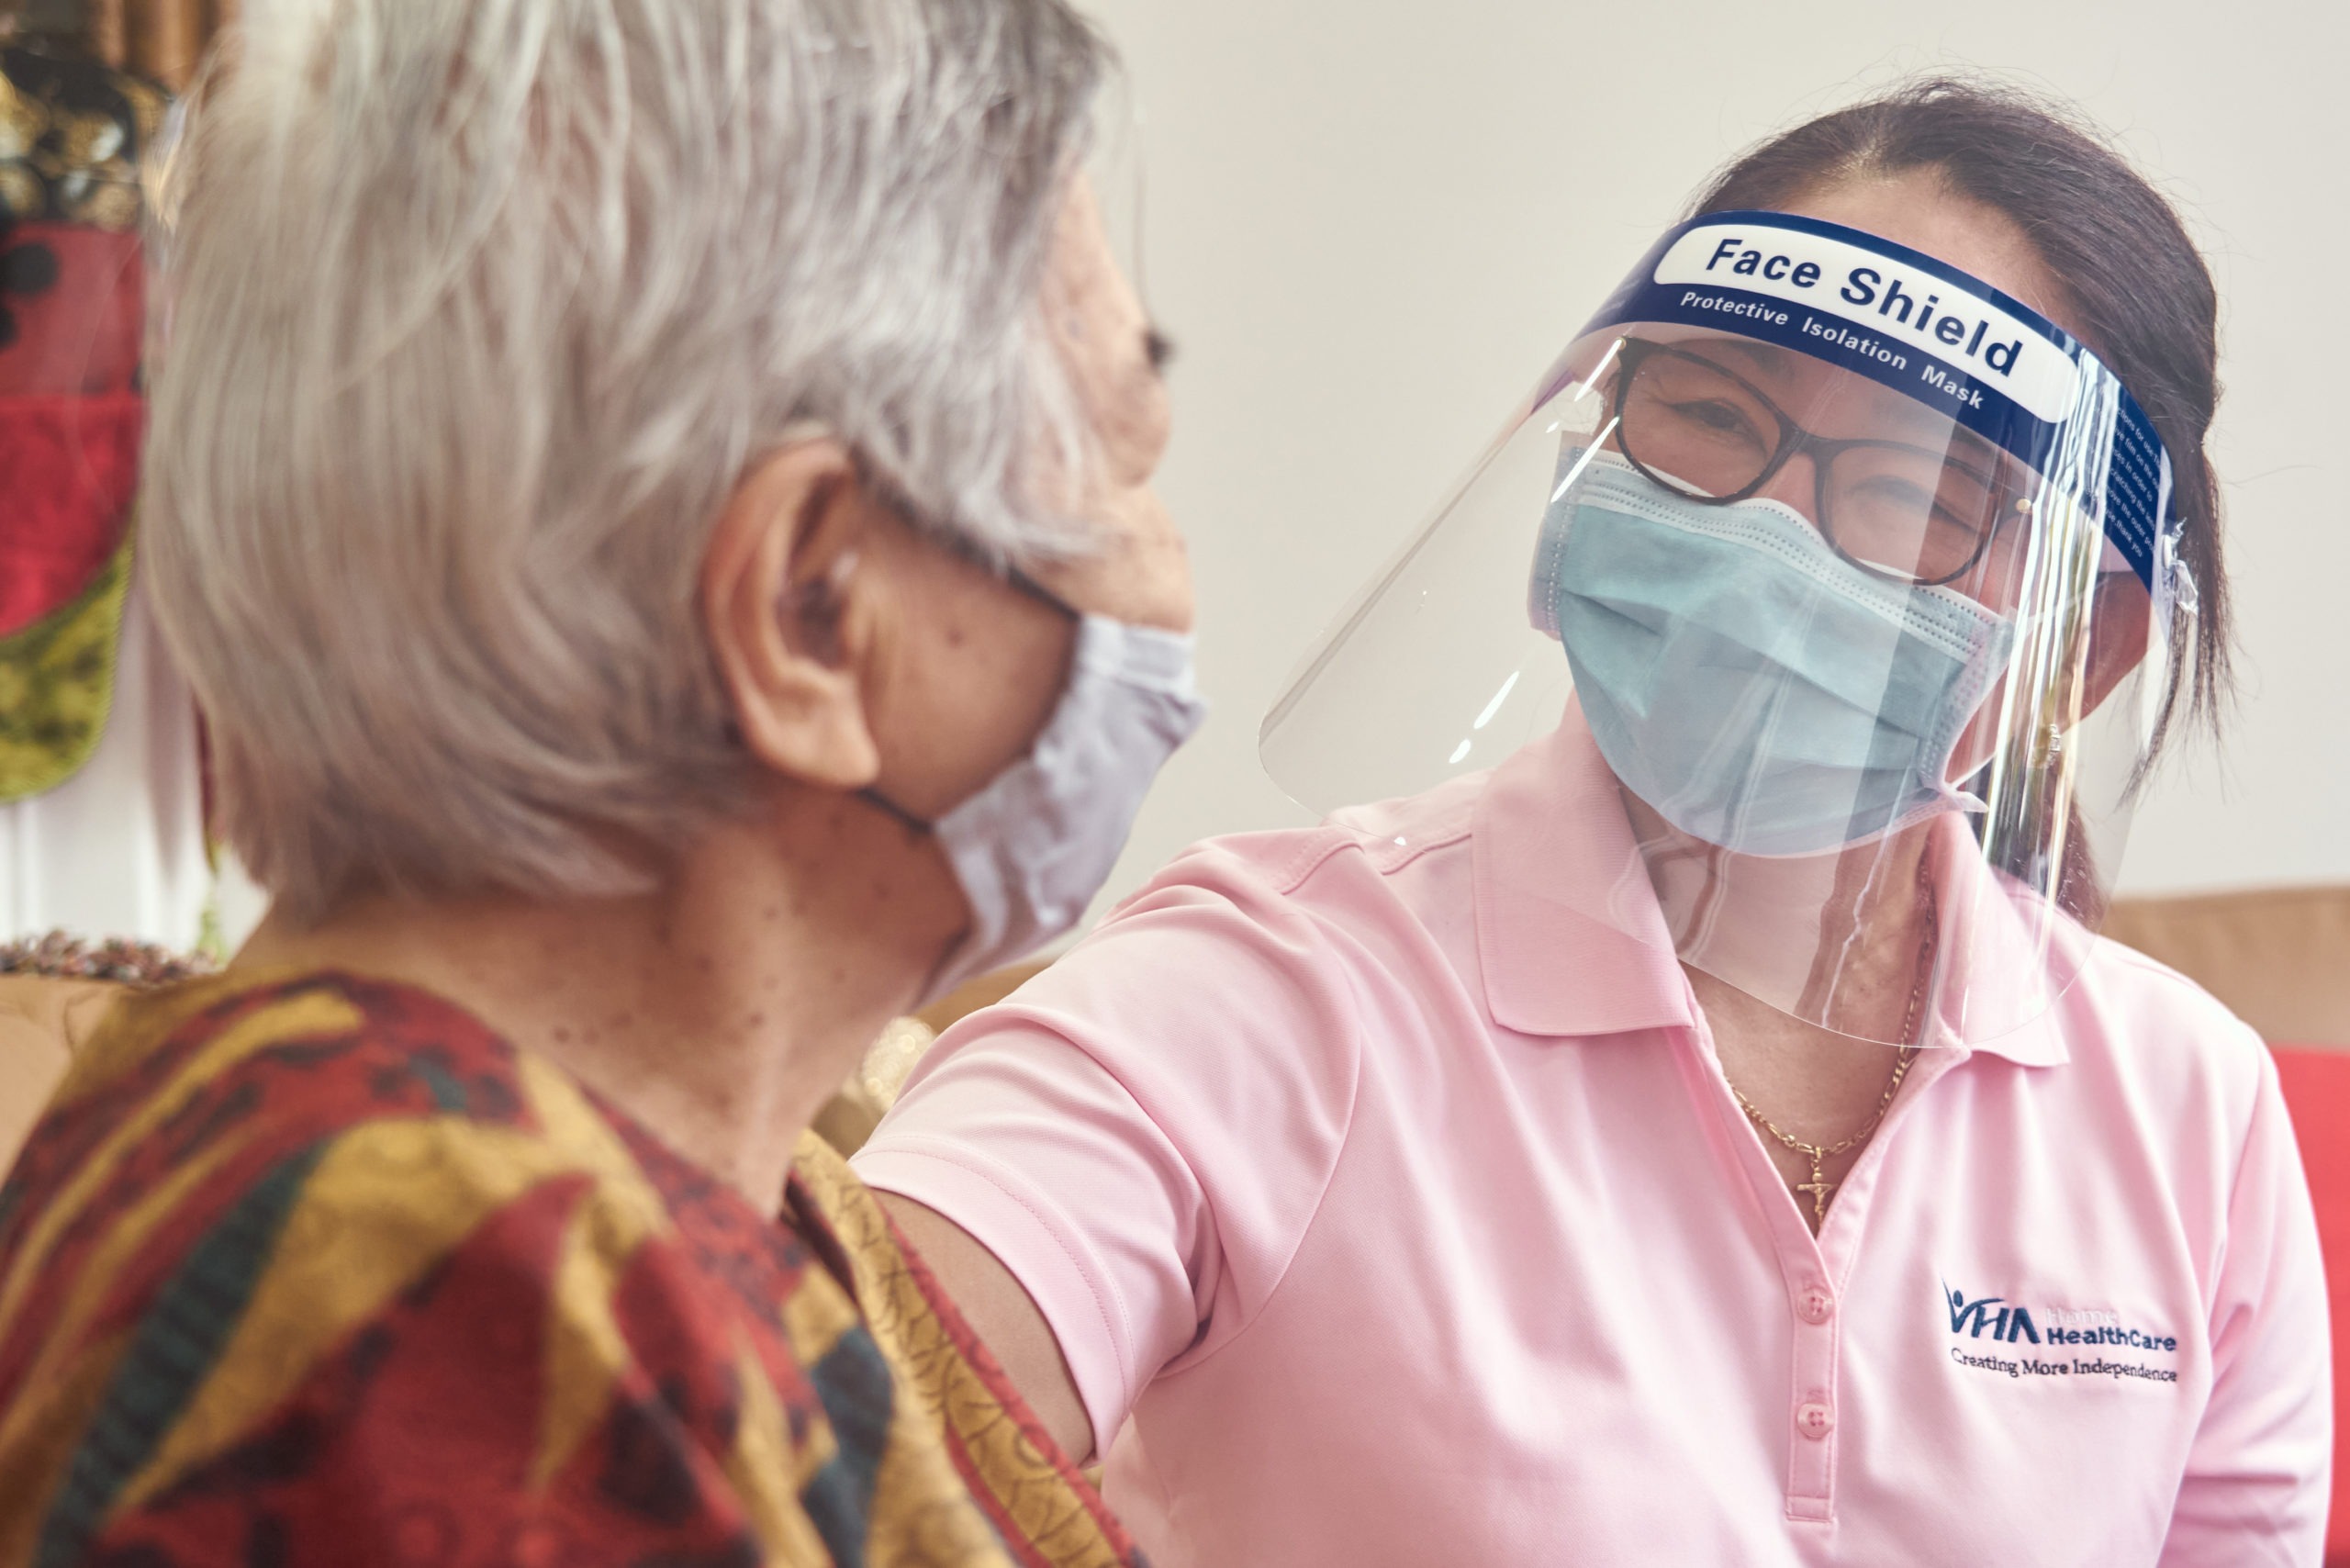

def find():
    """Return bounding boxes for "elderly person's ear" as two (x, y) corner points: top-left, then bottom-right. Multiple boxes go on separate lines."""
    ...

(701, 439), (885, 790)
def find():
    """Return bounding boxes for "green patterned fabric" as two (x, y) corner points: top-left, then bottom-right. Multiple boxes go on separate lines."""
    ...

(0, 530), (128, 802)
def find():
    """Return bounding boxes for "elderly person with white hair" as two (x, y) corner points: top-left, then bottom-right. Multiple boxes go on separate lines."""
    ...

(0, 2), (1195, 1563)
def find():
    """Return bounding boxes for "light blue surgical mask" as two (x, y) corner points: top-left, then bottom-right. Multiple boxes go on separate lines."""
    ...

(1528, 451), (2015, 857)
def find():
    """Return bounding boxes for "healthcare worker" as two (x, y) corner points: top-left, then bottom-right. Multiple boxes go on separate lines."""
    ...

(856, 79), (2329, 1566)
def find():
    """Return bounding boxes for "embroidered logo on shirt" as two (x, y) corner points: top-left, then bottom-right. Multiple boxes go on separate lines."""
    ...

(1946, 1284), (2040, 1344)
(1942, 1280), (2178, 1384)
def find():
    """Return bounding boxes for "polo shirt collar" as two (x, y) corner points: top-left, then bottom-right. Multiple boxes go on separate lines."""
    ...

(1910, 811), (2071, 1067)
(1472, 705), (1694, 1039)
(1471, 703), (2068, 1067)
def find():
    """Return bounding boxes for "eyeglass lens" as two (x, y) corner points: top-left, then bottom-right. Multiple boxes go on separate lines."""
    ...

(1615, 345), (2022, 586)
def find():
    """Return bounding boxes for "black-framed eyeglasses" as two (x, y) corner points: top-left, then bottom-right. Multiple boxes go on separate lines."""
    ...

(1607, 338), (2033, 588)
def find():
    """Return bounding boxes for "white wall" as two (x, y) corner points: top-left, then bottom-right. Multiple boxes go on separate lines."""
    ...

(1078, 0), (2350, 922)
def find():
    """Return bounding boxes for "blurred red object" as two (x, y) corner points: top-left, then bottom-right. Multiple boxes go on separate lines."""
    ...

(0, 389), (140, 634)
(0, 226), (140, 395)
(2271, 1047), (2350, 1566)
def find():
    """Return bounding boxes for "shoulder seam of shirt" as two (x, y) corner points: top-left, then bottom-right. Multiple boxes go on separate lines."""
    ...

(1371, 820), (1476, 876)
(1255, 826), (1369, 897)
(1259, 819), (1475, 895)
(2085, 935), (2258, 1024)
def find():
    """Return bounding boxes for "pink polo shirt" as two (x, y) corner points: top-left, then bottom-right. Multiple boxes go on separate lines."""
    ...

(855, 711), (2331, 1566)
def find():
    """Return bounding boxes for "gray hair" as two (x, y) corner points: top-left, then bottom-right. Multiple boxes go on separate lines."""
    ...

(143, 0), (1115, 922)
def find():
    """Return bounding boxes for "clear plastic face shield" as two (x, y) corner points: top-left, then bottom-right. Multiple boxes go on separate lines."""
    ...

(1262, 212), (2191, 1048)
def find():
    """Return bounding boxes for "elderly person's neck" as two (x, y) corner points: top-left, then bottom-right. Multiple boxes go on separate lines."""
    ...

(238, 790), (960, 1213)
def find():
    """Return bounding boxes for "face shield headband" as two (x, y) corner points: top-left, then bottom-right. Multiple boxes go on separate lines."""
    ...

(1556, 210), (2179, 598)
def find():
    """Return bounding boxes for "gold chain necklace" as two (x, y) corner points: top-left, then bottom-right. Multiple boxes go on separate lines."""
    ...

(1726, 865), (1936, 1226)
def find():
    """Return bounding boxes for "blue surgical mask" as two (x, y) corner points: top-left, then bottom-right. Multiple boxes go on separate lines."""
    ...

(1528, 452), (2014, 857)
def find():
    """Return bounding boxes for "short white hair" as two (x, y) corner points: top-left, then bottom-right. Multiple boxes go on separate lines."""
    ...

(143, 0), (1114, 922)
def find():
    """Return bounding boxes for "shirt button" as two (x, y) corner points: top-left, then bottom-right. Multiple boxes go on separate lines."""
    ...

(1796, 1401), (1835, 1441)
(1798, 1285), (1835, 1325)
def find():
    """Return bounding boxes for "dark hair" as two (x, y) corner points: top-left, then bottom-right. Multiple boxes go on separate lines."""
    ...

(1691, 77), (2230, 759)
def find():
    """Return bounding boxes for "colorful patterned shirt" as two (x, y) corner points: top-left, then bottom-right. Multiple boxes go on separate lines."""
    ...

(0, 969), (1145, 1568)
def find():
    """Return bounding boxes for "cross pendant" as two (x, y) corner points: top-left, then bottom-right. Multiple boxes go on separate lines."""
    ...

(1796, 1175), (1837, 1224)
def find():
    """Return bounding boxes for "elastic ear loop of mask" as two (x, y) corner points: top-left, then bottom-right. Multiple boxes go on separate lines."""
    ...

(754, 429), (1085, 832)
(853, 563), (1081, 835)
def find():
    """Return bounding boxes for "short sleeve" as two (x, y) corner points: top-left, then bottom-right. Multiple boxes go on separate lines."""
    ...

(854, 836), (1367, 1457)
(2159, 1045), (2333, 1566)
